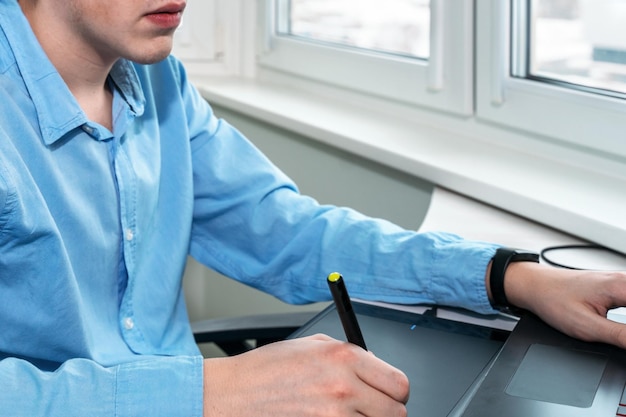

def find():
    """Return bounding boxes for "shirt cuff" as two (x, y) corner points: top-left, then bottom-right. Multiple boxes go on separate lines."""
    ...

(428, 239), (500, 315)
(115, 355), (204, 417)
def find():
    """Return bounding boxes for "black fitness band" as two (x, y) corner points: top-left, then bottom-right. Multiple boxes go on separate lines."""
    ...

(490, 247), (540, 312)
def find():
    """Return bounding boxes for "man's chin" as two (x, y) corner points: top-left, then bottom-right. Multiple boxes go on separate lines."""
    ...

(130, 49), (172, 65)
(125, 39), (174, 65)
(132, 54), (171, 65)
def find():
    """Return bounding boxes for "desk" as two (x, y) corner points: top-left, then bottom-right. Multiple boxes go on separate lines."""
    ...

(419, 187), (626, 269)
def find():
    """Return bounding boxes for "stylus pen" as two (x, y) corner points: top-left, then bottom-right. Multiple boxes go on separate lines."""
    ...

(327, 272), (367, 350)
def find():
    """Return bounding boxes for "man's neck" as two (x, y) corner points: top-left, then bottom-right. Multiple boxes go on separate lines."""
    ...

(19, 1), (115, 130)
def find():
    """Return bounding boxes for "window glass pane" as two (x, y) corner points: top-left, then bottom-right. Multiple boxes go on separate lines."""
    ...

(278, 0), (430, 60)
(528, 0), (626, 97)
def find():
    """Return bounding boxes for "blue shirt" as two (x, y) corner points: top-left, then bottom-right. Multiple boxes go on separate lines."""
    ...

(0, 1), (498, 415)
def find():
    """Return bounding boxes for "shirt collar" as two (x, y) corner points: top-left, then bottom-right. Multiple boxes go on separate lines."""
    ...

(0, 0), (145, 145)
(109, 61), (146, 119)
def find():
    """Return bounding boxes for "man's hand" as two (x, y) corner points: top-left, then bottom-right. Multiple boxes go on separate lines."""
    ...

(504, 262), (626, 349)
(202, 334), (409, 417)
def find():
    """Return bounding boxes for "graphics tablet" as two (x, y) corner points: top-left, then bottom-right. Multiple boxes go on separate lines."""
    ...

(289, 301), (508, 416)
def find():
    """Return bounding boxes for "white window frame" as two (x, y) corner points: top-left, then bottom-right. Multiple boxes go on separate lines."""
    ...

(476, 0), (626, 160)
(173, 0), (251, 77)
(256, 0), (474, 116)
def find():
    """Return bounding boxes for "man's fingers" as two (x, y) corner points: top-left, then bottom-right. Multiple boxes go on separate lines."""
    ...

(354, 349), (410, 404)
(586, 315), (626, 349)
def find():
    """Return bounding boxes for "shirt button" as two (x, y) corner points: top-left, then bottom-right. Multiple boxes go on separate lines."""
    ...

(123, 317), (135, 330)
(125, 228), (134, 241)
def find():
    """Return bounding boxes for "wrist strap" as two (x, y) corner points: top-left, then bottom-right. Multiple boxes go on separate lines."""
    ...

(490, 247), (540, 311)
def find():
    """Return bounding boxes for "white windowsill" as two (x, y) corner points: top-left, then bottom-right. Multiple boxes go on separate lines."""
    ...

(192, 75), (626, 254)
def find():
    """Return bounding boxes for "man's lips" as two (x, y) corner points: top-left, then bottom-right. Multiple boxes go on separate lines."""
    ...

(145, 3), (186, 29)
(149, 2), (186, 15)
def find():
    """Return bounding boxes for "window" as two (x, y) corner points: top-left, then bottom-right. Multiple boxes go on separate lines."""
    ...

(258, 0), (474, 115)
(518, 0), (626, 98)
(255, 0), (626, 162)
(477, 0), (626, 159)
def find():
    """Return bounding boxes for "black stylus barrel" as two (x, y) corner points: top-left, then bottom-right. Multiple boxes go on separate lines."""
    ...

(327, 272), (367, 350)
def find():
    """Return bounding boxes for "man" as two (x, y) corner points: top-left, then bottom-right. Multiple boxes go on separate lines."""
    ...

(1, 0), (626, 416)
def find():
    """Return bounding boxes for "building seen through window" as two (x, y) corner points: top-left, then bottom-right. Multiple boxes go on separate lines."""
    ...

(279, 0), (431, 60)
(525, 0), (626, 97)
